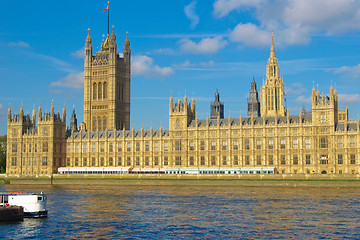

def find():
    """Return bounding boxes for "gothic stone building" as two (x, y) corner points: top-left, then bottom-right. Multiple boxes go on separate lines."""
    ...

(6, 30), (360, 176)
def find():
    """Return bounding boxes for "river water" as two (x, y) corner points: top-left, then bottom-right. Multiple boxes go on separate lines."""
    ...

(0, 184), (359, 239)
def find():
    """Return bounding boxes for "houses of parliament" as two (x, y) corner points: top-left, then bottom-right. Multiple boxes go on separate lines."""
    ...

(6, 27), (360, 176)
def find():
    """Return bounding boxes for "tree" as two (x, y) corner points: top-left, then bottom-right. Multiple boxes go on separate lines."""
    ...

(0, 135), (6, 173)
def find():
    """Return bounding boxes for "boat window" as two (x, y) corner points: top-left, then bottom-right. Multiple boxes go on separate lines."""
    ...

(3, 195), (8, 203)
(38, 196), (43, 201)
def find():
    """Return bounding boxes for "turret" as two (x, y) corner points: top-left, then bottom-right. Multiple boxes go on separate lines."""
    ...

(123, 32), (131, 62)
(192, 93), (196, 113)
(19, 105), (24, 122)
(62, 105), (66, 123)
(8, 106), (11, 122)
(32, 105), (36, 125)
(70, 108), (78, 132)
(169, 92), (173, 112)
(50, 101), (54, 119)
(247, 78), (260, 117)
(210, 89), (224, 119)
(38, 105), (42, 121)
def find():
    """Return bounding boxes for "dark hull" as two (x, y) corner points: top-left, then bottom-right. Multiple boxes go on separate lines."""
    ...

(24, 210), (48, 218)
(0, 206), (24, 222)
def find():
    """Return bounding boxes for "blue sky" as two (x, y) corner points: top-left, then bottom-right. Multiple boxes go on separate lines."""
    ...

(1, 0), (360, 135)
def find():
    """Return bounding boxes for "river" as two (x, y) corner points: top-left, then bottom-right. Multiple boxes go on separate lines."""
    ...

(1, 184), (359, 239)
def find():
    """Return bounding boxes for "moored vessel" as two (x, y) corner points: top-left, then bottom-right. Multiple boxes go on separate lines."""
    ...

(0, 192), (47, 218)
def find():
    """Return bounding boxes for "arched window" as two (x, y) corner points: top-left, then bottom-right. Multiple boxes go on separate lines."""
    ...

(93, 83), (97, 100)
(98, 119), (102, 131)
(103, 117), (107, 131)
(98, 83), (102, 100)
(92, 118), (97, 131)
(103, 82), (107, 99)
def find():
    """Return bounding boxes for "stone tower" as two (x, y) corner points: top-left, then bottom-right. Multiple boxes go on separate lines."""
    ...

(210, 90), (224, 119)
(70, 108), (78, 132)
(169, 92), (196, 131)
(260, 34), (287, 117)
(247, 78), (260, 117)
(84, 26), (131, 132)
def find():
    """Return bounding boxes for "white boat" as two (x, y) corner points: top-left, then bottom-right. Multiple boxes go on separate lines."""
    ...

(0, 192), (48, 218)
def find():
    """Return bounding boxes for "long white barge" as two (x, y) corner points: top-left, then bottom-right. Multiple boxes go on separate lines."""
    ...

(0, 192), (48, 218)
(58, 167), (275, 175)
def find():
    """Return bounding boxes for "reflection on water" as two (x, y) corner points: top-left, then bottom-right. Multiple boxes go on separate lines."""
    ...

(0, 185), (359, 239)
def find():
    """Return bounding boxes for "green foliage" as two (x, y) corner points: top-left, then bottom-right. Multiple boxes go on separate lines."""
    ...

(0, 135), (6, 173)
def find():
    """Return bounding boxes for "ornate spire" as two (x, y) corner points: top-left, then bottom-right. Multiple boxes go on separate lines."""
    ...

(20, 104), (24, 117)
(86, 28), (92, 45)
(124, 32), (130, 49)
(110, 25), (116, 42)
(51, 100), (54, 116)
(270, 32), (275, 59)
(8, 105), (11, 121)
(62, 104), (66, 122)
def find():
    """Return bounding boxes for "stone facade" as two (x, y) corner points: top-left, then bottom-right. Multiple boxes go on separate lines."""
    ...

(84, 27), (131, 132)
(6, 30), (360, 176)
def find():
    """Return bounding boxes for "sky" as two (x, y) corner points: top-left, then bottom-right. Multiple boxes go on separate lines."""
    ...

(1, 0), (360, 135)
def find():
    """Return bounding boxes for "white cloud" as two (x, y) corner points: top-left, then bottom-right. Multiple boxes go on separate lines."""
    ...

(132, 55), (174, 78)
(152, 48), (175, 55)
(296, 95), (311, 104)
(229, 23), (271, 47)
(49, 72), (84, 89)
(8, 41), (30, 48)
(172, 60), (194, 68)
(216, 0), (360, 47)
(179, 37), (228, 54)
(338, 94), (360, 104)
(200, 60), (215, 67)
(334, 64), (360, 79)
(286, 82), (306, 95)
(184, 1), (200, 29)
(71, 47), (85, 58)
(213, 0), (264, 18)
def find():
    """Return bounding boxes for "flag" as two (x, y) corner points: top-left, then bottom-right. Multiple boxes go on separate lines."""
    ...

(103, 4), (109, 13)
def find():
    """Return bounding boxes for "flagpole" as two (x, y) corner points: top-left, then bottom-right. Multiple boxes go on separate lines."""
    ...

(108, 1), (110, 35)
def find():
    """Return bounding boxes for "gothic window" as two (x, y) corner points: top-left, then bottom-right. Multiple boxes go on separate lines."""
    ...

(42, 157), (48, 166)
(233, 141), (239, 150)
(103, 82), (107, 99)
(175, 141), (181, 151)
(145, 142), (149, 152)
(245, 139), (250, 150)
(98, 119), (102, 131)
(337, 154), (343, 164)
(293, 155), (298, 165)
(337, 138), (343, 148)
(292, 139), (298, 149)
(98, 82), (102, 100)
(320, 113), (326, 123)
(103, 117), (107, 131)
(256, 140), (261, 150)
(93, 83), (97, 100)
(211, 141), (216, 150)
(222, 141), (227, 150)
(189, 142), (194, 151)
(305, 138), (311, 149)
(350, 137), (356, 148)
(136, 143), (140, 152)
(320, 137), (328, 148)
(83, 144), (88, 153)
(93, 118), (97, 131)
(306, 155), (311, 165)
(176, 119), (181, 129)
(12, 143), (17, 153)
(268, 139), (274, 149)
